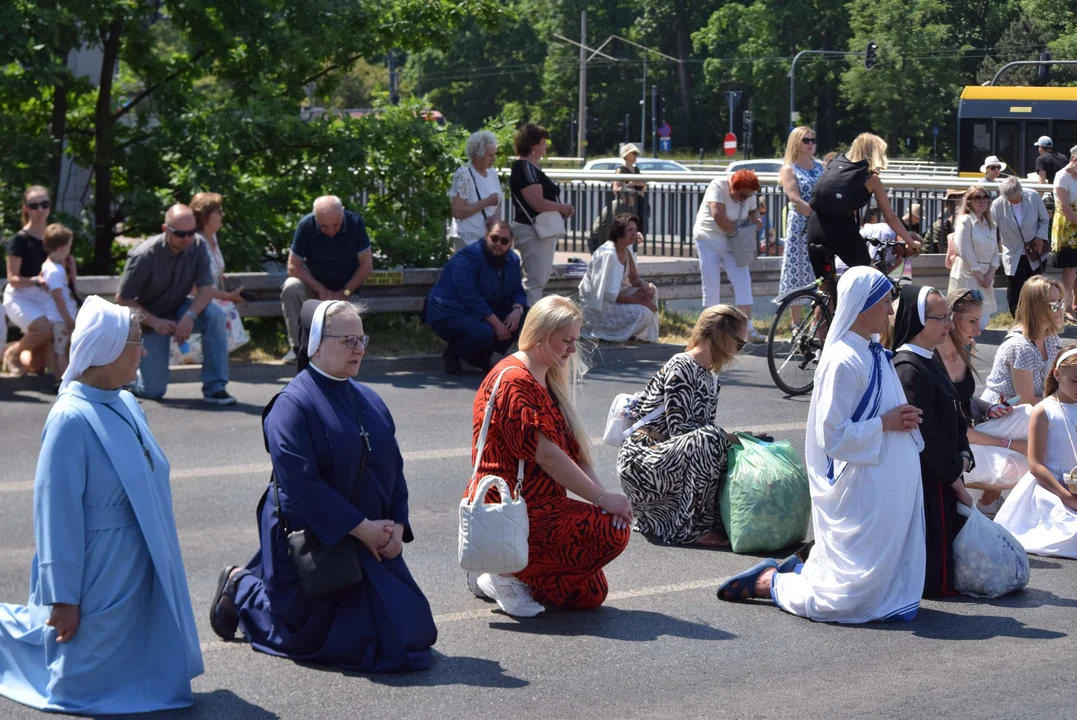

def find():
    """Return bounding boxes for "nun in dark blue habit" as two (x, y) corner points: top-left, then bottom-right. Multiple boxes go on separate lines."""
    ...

(209, 299), (436, 672)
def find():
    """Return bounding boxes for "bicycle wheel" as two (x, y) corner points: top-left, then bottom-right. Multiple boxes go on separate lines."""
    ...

(767, 289), (833, 396)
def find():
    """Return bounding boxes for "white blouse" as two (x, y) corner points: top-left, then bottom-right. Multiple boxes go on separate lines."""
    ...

(447, 162), (503, 243)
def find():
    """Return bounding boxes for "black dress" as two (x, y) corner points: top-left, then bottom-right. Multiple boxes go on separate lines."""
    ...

(894, 350), (971, 598)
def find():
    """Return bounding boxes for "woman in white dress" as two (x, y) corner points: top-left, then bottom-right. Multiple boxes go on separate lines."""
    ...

(995, 344), (1077, 558)
(948, 185), (998, 329)
(718, 267), (927, 623)
(578, 214), (659, 343)
(448, 131), (502, 250)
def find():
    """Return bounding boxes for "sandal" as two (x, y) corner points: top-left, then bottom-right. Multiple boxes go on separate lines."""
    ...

(716, 558), (779, 602)
(776, 554), (801, 574)
(209, 565), (241, 641)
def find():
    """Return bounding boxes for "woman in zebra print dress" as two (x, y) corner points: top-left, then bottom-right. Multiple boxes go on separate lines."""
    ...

(617, 305), (749, 545)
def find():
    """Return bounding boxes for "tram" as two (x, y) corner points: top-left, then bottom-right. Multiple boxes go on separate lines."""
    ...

(957, 85), (1077, 178)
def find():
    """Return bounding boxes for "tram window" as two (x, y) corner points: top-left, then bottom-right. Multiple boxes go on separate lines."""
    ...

(960, 120), (992, 173)
(997, 121), (1019, 176)
(1056, 121), (1077, 157)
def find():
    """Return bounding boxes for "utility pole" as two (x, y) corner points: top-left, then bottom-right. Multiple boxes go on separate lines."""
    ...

(388, 50), (399, 105)
(641, 50), (647, 150)
(577, 11), (586, 159)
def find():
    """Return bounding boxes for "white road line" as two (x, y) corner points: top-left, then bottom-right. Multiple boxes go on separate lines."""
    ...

(199, 576), (722, 653)
(0, 422), (807, 493)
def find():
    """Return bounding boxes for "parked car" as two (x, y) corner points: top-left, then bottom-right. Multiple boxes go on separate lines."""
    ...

(724, 159), (783, 175)
(582, 158), (692, 172)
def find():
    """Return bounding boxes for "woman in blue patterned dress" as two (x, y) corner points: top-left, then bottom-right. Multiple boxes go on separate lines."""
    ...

(778, 127), (825, 322)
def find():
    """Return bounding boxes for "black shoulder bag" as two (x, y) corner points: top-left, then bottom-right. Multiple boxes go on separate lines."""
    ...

(260, 392), (367, 598)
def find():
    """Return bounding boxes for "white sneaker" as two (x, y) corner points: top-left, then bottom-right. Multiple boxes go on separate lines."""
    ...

(281, 348), (297, 363)
(747, 328), (767, 344)
(476, 573), (545, 617)
(465, 572), (486, 599)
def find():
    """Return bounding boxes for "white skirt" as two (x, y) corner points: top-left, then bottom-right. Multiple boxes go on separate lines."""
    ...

(995, 473), (1077, 559)
(1, 285), (52, 331)
(965, 405), (1033, 490)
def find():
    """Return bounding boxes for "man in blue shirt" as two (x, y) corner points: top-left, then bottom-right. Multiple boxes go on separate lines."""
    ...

(425, 220), (528, 374)
(280, 196), (373, 360)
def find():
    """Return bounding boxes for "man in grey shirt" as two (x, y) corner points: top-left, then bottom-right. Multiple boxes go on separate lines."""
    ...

(116, 204), (236, 404)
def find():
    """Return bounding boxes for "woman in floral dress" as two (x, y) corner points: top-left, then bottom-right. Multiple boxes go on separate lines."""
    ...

(778, 127), (824, 319)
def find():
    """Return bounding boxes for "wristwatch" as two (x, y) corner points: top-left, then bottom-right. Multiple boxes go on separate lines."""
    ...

(343, 288), (352, 298)
(184, 309), (197, 321)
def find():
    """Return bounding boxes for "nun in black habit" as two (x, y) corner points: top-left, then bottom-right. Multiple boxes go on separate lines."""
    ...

(890, 284), (976, 598)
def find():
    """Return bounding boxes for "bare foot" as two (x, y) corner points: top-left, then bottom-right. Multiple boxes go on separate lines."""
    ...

(694, 531), (730, 548)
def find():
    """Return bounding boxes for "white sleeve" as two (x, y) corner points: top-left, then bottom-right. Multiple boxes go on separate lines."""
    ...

(704, 180), (723, 205)
(814, 356), (885, 465)
(41, 263), (66, 292)
(447, 166), (473, 202)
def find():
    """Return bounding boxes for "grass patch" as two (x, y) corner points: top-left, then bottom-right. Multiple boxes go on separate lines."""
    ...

(987, 311), (1014, 331)
(233, 313), (443, 362)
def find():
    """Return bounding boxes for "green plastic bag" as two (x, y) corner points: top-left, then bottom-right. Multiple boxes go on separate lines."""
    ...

(719, 432), (811, 554)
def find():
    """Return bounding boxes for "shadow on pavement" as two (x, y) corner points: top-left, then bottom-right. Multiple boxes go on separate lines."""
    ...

(1027, 558), (1063, 570)
(316, 652), (528, 689)
(148, 397), (266, 417)
(945, 586), (1077, 610)
(487, 606), (735, 643)
(863, 606), (1068, 641)
(98, 689), (280, 720)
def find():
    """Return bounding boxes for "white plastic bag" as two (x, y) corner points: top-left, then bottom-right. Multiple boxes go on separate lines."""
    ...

(953, 503), (1030, 598)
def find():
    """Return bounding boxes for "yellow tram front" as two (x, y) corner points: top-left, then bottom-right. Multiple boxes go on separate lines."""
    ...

(958, 85), (1077, 178)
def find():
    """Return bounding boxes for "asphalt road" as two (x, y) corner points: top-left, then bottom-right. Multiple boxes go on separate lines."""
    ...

(0, 342), (1073, 720)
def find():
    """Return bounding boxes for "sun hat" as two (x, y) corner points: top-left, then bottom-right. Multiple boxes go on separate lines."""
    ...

(980, 155), (1007, 173)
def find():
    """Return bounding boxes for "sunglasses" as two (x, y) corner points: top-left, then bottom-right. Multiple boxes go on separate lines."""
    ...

(734, 336), (748, 351)
(1050, 300), (1065, 312)
(987, 165), (1001, 171)
(489, 234), (512, 246)
(26, 200), (50, 210)
(971, 195), (990, 201)
(956, 288), (984, 303)
(167, 225), (198, 238)
(802, 138), (817, 145)
(324, 333), (369, 350)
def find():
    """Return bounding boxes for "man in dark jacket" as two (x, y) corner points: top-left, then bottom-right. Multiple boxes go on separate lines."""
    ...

(425, 220), (528, 374)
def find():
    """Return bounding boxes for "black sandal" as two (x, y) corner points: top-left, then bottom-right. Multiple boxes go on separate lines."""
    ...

(716, 558), (779, 602)
(209, 565), (240, 641)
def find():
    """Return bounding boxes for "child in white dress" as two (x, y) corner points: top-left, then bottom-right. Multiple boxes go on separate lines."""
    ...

(996, 344), (1077, 558)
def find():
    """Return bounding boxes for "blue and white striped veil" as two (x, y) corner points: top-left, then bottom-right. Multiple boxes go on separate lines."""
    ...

(818, 266), (892, 373)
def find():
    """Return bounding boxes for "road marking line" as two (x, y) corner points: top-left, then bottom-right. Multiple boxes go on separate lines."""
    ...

(199, 576), (722, 653)
(0, 422), (807, 493)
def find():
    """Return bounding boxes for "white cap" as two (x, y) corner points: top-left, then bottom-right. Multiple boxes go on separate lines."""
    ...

(1033, 136), (1053, 147)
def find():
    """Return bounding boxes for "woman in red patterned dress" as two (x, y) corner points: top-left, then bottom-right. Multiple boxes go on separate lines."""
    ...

(464, 295), (633, 617)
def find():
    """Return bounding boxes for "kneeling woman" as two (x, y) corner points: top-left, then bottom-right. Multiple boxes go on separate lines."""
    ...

(465, 295), (632, 617)
(995, 345), (1077, 558)
(617, 305), (748, 545)
(890, 285), (974, 598)
(0, 296), (202, 714)
(211, 300), (436, 672)
(578, 213), (659, 343)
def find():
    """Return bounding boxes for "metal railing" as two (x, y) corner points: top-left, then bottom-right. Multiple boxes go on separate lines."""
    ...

(493, 169), (1053, 258)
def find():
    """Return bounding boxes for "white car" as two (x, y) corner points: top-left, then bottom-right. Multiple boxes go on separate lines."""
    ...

(582, 157), (691, 172)
(725, 159), (783, 174)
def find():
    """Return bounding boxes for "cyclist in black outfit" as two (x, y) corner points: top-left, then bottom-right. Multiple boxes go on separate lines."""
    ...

(807, 133), (920, 281)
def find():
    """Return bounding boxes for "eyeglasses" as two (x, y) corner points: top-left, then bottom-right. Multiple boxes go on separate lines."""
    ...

(734, 336), (748, 351)
(26, 200), (50, 210)
(956, 288), (984, 303)
(987, 165), (1002, 171)
(167, 225), (198, 238)
(1050, 300), (1065, 312)
(925, 311), (954, 326)
(489, 234), (512, 246)
(323, 333), (369, 350)
(802, 138), (817, 145)
(125, 339), (145, 348)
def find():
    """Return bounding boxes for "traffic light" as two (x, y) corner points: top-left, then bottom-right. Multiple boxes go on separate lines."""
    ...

(1039, 50), (1052, 82)
(865, 41), (878, 70)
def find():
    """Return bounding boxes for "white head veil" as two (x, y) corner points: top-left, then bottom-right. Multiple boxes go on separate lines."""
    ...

(819, 266), (892, 370)
(60, 295), (132, 391)
(306, 300), (344, 358)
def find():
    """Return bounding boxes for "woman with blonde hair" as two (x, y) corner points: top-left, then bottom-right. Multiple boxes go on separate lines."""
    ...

(778, 127), (824, 322)
(948, 185), (998, 329)
(805, 133), (920, 280)
(617, 305), (750, 546)
(982, 275), (1065, 408)
(463, 295), (631, 617)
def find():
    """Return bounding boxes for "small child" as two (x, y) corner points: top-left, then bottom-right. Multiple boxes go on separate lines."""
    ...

(41, 223), (79, 379)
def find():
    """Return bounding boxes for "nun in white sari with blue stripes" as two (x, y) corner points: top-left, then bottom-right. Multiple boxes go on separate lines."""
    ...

(718, 266), (927, 623)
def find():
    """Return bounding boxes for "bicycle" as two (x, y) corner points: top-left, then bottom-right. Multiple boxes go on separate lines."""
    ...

(766, 236), (911, 396)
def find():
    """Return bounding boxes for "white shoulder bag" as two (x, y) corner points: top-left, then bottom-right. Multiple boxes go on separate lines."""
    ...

(513, 183), (567, 242)
(459, 367), (529, 574)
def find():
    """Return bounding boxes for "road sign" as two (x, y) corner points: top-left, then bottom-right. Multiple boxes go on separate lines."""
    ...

(724, 132), (737, 157)
(657, 123), (672, 138)
(659, 137), (672, 152)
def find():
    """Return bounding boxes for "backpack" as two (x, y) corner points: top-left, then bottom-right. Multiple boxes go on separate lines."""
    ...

(810, 154), (871, 216)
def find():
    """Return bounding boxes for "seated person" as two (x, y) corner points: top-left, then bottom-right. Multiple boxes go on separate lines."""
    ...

(210, 300), (437, 671)
(617, 305), (748, 546)
(890, 285), (975, 598)
(981, 275), (1064, 407)
(996, 344), (1077, 559)
(41, 223), (80, 384)
(115, 204), (235, 405)
(578, 214), (659, 344)
(718, 267), (927, 624)
(425, 219), (527, 374)
(280, 196), (373, 361)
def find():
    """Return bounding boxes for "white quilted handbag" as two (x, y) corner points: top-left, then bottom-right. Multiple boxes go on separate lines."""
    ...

(459, 367), (529, 574)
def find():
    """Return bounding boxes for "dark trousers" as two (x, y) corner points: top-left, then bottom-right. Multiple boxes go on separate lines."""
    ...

(806, 212), (871, 278)
(431, 309), (525, 366)
(1007, 255), (1041, 316)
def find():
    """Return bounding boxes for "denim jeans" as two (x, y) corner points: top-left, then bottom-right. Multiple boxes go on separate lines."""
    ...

(134, 298), (229, 399)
